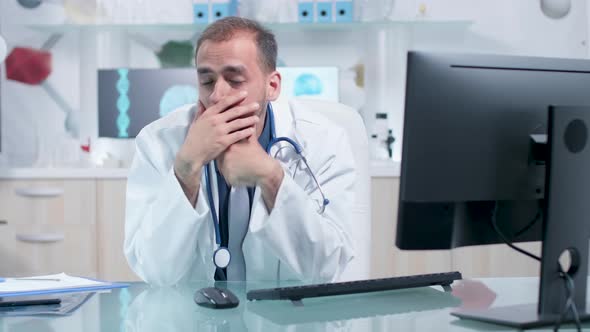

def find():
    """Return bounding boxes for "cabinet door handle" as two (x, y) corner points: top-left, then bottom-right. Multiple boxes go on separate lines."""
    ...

(0, 220), (7, 225)
(14, 187), (64, 198)
(16, 233), (65, 243)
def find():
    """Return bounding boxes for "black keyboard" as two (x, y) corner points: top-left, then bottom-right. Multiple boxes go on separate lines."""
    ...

(247, 271), (462, 302)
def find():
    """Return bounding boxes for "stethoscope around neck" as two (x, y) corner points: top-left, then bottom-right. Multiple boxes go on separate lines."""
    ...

(203, 103), (330, 271)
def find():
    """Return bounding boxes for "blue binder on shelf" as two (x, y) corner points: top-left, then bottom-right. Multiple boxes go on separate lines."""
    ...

(0, 273), (129, 298)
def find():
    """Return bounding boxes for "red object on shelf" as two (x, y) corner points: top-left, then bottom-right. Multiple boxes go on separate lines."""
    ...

(5, 47), (52, 85)
(81, 138), (91, 153)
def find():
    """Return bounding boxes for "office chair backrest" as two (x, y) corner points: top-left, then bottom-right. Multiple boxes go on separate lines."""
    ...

(292, 98), (371, 281)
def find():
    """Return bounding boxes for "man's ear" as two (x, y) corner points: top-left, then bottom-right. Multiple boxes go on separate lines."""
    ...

(266, 70), (281, 102)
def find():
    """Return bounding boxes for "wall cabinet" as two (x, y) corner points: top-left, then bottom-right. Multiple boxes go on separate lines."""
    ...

(0, 180), (97, 277)
(96, 179), (139, 281)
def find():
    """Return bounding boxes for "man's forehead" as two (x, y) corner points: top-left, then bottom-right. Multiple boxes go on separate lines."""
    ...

(198, 33), (257, 54)
(196, 33), (259, 69)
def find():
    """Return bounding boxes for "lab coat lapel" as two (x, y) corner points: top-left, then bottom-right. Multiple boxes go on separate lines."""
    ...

(243, 100), (305, 280)
(249, 101), (295, 223)
(268, 101), (301, 161)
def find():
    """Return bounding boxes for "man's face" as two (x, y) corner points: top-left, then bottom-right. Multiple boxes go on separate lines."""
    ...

(196, 33), (275, 120)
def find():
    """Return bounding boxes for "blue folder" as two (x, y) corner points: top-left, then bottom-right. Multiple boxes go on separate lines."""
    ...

(0, 278), (129, 298)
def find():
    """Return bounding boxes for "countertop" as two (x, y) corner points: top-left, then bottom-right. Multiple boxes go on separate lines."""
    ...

(0, 160), (400, 179)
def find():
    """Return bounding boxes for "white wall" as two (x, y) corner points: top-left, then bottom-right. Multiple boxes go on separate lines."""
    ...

(0, 0), (589, 167)
(385, 0), (589, 161)
(412, 0), (587, 57)
(0, 29), (81, 167)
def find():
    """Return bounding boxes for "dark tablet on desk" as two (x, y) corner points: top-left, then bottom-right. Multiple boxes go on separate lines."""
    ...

(0, 295), (61, 307)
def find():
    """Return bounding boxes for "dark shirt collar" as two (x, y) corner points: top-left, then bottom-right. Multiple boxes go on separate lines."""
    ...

(258, 104), (272, 151)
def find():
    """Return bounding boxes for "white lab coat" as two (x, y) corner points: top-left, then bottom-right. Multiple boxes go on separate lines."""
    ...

(124, 99), (356, 286)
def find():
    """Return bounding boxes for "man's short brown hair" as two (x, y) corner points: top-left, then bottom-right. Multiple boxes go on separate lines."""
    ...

(195, 17), (278, 73)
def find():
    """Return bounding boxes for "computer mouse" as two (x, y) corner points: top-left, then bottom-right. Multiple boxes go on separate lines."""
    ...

(194, 287), (240, 309)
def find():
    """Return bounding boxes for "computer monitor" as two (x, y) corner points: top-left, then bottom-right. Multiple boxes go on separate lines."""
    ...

(397, 51), (590, 328)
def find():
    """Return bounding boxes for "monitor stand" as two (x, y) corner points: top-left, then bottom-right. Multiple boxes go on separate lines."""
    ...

(452, 106), (590, 329)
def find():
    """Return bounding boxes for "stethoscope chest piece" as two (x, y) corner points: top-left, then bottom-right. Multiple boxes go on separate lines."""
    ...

(214, 247), (231, 269)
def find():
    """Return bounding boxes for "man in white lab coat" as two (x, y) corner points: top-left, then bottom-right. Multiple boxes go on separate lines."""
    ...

(124, 17), (356, 286)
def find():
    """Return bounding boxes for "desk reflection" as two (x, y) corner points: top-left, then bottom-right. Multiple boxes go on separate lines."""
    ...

(247, 286), (461, 331)
(124, 283), (247, 332)
(122, 280), (461, 332)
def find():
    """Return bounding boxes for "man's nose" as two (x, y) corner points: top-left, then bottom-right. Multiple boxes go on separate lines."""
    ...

(209, 80), (231, 105)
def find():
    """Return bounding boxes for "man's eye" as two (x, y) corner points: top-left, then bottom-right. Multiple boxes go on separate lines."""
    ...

(200, 81), (213, 86)
(230, 80), (244, 85)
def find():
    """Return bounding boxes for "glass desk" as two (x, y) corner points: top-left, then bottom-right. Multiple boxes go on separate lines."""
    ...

(1, 278), (588, 331)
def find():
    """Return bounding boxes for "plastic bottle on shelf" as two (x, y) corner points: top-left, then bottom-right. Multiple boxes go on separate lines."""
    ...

(371, 134), (389, 160)
(370, 134), (379, 159)
(374, 112), (388, 139)
(386, 129), (395, 159)
(372, 112), (391, 160)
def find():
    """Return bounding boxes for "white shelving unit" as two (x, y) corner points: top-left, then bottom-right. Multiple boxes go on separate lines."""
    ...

(18, 19), (472, 165)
